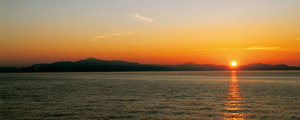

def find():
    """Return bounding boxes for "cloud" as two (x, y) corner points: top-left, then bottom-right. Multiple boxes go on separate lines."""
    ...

(191, 46), (279, 51)
(127, 13), (153, 23)
(294, 39), (300, 41)
(246, 46), (278, 50)
(90, 32), (133, 41)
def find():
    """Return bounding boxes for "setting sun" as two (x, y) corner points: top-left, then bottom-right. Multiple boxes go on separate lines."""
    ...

(231, 61), (237, 67)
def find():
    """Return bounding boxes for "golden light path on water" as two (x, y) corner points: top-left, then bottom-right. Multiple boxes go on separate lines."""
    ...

(223, 71), (246, 120)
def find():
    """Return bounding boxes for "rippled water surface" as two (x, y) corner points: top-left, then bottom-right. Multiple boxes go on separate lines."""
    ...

(1, 71), (300, 119)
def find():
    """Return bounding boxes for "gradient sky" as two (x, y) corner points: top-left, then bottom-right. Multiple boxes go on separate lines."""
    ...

(1, 0), (300, 67)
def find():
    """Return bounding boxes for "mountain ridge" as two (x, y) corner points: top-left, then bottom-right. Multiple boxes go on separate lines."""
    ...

(0, 57), (300, 72)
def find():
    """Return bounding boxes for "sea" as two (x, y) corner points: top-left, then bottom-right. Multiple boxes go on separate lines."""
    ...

(0, 71), (300, 120)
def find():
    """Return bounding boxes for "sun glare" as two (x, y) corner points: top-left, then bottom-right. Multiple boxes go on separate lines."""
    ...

(231, 61), (237, 67)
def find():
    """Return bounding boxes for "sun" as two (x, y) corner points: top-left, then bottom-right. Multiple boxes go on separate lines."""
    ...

(231, 61), (237, 67)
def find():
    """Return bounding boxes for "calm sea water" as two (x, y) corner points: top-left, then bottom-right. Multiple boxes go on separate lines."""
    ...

(0, 71), (300, 120)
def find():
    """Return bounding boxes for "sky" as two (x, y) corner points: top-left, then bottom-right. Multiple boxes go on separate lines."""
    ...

(1, 0), (300, 67)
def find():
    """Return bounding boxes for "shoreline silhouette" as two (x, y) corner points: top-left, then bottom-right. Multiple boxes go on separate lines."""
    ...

(1, 57), (300, 73)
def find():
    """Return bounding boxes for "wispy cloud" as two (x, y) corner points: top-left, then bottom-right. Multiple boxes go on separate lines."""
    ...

(190, 48), (242, 51)
(126, 13), (153, 23)
(245, 46), (278, 50)
(90, 32), (133, 41)
(191, 46), (280, 51)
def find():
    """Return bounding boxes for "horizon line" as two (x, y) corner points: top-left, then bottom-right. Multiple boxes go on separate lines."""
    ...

(1, 57), (299, 68)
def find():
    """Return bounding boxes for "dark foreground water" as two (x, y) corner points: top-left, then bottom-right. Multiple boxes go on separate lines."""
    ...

(0, 71), (300, 120)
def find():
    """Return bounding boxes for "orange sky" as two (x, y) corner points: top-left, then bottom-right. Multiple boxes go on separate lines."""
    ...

(1, 0), (300, 67)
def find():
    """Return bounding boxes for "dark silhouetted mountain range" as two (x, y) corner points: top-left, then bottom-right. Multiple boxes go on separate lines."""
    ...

(0, 57), (299, 72)
(239, 63), (300, 70)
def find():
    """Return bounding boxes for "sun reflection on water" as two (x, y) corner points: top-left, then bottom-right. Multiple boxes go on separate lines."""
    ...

(223, 71), (246, 120)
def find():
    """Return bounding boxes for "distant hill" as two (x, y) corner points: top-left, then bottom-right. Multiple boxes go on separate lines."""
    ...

(239, 63), (300, 70)
(162, 62), (227, 71)
(0, 57), (171, 72)
(0, 58), (299, 72)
